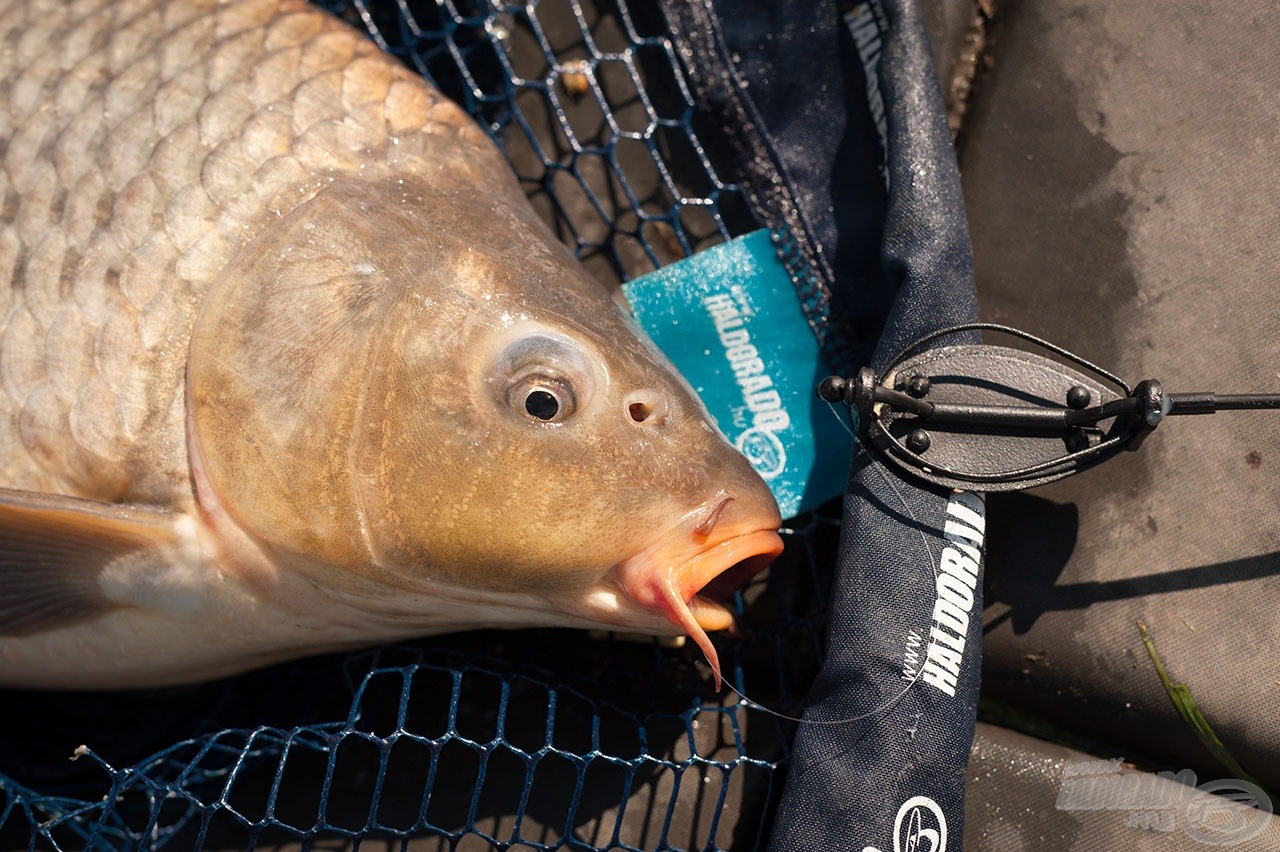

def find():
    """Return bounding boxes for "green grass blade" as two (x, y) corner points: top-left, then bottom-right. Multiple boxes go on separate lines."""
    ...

(1138, 620), (1271, 803)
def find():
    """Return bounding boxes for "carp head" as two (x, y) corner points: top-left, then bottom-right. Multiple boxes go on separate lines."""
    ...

(188, 174), (782, 683)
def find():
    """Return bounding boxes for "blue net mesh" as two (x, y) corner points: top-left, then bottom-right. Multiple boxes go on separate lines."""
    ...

(0, 1), (840, 848)
(331, 0), (758, 285)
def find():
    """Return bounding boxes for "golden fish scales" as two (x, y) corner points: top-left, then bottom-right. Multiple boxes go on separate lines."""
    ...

(0, 0), (499, 503)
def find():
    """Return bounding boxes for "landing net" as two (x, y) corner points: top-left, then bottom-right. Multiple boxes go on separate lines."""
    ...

(0, 1), (840, 848)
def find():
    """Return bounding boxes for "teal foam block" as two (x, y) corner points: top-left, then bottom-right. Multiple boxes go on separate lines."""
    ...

(622, 230), (854, 518)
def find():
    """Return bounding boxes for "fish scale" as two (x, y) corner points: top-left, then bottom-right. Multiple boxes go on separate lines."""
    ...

(0, 0), (497, 504)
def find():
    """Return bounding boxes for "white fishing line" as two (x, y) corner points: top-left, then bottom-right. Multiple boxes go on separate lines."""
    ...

(824, 399), (856, 437)
(698, 658), (924, 726)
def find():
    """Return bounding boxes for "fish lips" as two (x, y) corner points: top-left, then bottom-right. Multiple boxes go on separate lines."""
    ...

(610, 504), (784, 689)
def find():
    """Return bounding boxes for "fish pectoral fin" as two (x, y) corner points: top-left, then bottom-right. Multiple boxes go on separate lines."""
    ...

(0, 488), (180, 636)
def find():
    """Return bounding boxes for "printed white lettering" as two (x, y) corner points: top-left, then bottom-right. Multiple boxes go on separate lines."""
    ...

(946, 496), (986, 535)
(701, 289), (791, 477)
(842, 3), (889, 188)
(932, 597), (966, 634)
(929, 624), (964, 653)
(917, 492), (986, 699)
(941, 528), (982, 564)
(901, 629), (923, 680)
(745, 389), (781, 412)
(920, 658), (958, 698)
(936, 573), (974, 610)
(938, 548), (978, 589)
(753, 408), (792, 432)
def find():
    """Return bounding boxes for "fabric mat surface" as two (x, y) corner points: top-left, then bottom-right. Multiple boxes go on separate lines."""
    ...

(963, 0), (1280, 799)
(966, 722), (1280, 850)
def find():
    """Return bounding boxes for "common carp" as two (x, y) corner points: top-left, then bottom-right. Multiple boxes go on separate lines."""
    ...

(0, 0), (783, 689)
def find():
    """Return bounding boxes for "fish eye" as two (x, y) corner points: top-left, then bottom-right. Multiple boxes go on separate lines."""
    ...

(526, 389), (559, 419)
(493, 332), (594, 425)
(514, 379), (573, 422)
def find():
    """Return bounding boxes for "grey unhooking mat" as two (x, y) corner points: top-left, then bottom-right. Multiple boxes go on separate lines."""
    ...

(961, 0), (1280, 804)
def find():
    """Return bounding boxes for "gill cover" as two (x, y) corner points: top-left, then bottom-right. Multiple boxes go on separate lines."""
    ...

(187, 179), (445, 582)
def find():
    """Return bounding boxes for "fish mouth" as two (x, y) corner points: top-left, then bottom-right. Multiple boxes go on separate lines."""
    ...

(612, 498), (784, 690)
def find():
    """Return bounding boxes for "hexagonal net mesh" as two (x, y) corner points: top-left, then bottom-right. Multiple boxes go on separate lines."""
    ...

(336, 0), (761, 287)
(0, 1), (841, 849)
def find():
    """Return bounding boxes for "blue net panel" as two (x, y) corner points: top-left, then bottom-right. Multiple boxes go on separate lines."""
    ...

(333, 0), (759, 287)
(0, 1), (840, 849)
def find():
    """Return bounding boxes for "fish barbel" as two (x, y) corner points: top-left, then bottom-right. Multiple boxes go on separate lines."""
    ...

(0, 0), (783, 689)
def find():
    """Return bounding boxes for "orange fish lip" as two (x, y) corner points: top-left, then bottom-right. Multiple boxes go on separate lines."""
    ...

(612, 514), (784, 690)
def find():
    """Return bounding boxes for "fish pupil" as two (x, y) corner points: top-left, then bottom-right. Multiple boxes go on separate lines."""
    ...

(525, 389), (560, 420)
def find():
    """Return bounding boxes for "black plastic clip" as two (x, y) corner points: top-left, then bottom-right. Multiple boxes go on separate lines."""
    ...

(818, 323), (1280, 492)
